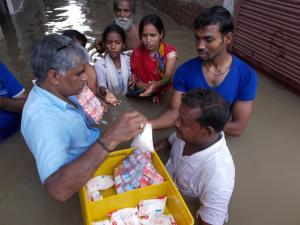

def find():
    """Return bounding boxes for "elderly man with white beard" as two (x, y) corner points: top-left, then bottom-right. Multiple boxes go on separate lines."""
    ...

(113, 0), (140, 50)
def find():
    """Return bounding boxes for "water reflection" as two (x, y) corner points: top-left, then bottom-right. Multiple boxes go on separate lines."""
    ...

(45, 0), (91, 35)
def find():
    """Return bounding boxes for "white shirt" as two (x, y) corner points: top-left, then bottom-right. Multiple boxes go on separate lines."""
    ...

(94, 53), (131, 95)
(166, 132), (235, 225)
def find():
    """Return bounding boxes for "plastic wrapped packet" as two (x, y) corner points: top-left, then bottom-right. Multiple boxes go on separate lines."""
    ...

(86, 175), (114, 201)
(111, 207), (140, 225)
(92, 219), (111, 225)
(88, 190), (103, 201)
(138, 197), (167, 217)
(76, 85), (104, 124)
(114, 150), (164, 193)
(143, 162), (164, 185)
(131, 123), (154, 152)
(86, 175), (115, 193)
(139, 214), (177, 225)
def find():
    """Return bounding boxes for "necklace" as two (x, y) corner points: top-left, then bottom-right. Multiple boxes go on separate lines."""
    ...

(204, 57), (232, 77)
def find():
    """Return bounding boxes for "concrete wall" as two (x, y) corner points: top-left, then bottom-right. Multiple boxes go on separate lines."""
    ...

(142, 0), (236, 27)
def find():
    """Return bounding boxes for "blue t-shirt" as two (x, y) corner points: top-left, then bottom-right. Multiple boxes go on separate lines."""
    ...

(0, 63), (24, 126)
(173, 56), (258, 106)
(21, 84), (100, 183)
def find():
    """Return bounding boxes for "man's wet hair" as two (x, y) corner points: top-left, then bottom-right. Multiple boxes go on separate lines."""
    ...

(62, 29), (87, 48)
(181, 88), (230, 133)
(193, 5), (234, 34)
(139, 14), (165, 39)
(31, 34), (89, 84)
(113, 0), (135, 15)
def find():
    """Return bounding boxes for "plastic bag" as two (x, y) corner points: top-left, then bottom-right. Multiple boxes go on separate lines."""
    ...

(114, 149), (164, 193)
(86, 175), (114, 201)
(139, 214), (177, 225)
(131, 123), (154, 152)
(138, 197), (167, 217)
(111, 207), (140, 225)
(77, 85), (104, 124)
(92, 219), (111, 225)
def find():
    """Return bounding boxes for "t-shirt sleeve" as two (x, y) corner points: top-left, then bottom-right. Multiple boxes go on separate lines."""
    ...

(24, 117), (71, 184)
(197, 177), (233, 225)
(94, 60), (107, 88)
(172, 66), (187, 92)
(1, 64), (24, 97)
(237, 67), (258, 101)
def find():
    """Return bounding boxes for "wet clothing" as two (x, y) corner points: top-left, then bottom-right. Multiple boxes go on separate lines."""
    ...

(131, 41), (176, 83)
(131, 42), (176, 101)
(166, 132), (235, 225)
(95, 53), (131, 95)
(173, 55), (258, 107)
(21, 83), (100, 183)
(0, 63), (25, 140)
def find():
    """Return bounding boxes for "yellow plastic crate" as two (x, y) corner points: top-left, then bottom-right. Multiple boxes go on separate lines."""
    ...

(79, 148), (194, 225)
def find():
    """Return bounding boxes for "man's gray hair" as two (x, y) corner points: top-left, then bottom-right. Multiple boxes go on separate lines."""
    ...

(31, 33), (89, 84)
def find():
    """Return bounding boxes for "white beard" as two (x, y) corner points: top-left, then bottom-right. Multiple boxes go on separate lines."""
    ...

(115, 16), (133, 31)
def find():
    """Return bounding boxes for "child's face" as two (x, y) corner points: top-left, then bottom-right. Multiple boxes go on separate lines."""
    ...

(105, 31), (124, 59)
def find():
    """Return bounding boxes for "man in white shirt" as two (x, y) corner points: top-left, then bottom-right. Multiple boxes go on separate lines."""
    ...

(155, 88), (235, 225)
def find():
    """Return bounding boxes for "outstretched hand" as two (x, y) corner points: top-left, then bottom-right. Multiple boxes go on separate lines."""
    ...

(139, 81), (160, 97)
(105, 90), (121, 106)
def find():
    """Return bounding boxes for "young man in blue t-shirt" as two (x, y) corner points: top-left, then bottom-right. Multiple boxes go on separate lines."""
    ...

(0, 63), (27, 141)
(150, 6), (258, 136)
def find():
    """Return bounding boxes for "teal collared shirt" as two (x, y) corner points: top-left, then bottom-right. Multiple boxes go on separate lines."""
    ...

(21, 83), (100, 183)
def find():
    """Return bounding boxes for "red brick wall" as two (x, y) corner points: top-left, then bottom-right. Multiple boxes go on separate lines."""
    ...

(142, 0), (224, 27)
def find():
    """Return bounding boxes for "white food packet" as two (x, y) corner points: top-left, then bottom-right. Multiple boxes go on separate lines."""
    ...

(86, 175), (115, 193)
(138, 197), (167, 217)
(88, 190), (103, 201)
(92, 219), (111, 225)
(111, 207), (140, 225)
(140, 214), (177, 225)
(131, 123), (154, 152)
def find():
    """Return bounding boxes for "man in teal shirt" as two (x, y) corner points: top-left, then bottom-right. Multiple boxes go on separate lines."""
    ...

(22, 34), (147, 202)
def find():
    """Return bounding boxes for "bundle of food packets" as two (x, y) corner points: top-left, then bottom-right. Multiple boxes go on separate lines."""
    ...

(114, 149), (164, 193)
(92, 197), (177, 225)
(76, 85), (104, 124)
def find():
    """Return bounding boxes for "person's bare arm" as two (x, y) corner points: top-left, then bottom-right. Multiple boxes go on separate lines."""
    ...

(164, 55), (177, 83)
(154, 138), (171, 153)
(0, 92), (27, 113)
(44, 111), (147, 202)
(140, 56), (177, 96)
(85, 64), (98, 95)
(150, 90), (182, 129)
(224, 100), (254, 136)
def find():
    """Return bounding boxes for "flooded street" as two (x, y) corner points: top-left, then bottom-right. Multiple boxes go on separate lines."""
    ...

(1, 1), (300, 225)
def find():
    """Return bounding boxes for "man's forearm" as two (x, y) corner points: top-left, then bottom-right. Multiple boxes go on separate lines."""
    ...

(224, 121), (242, 136)
(44, 140), (111, 202)
(0, 96), (26, 113)
(150, 108), (178, 130)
